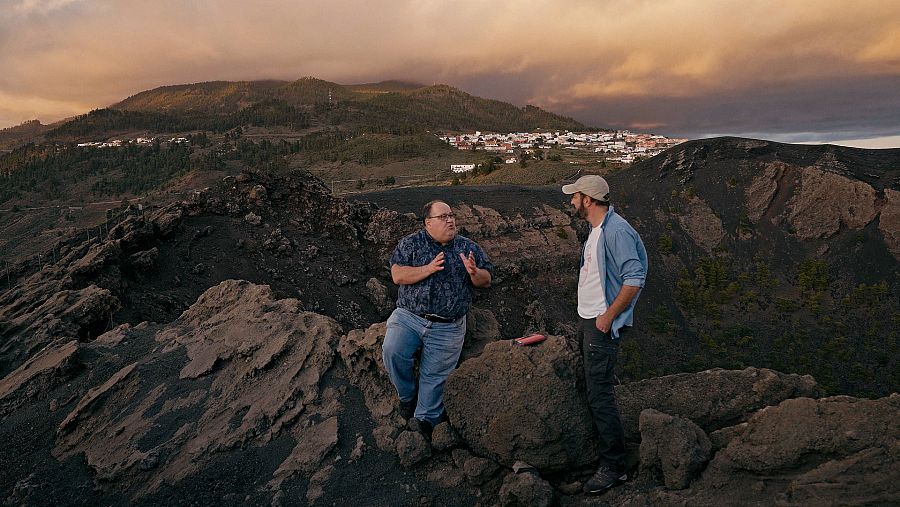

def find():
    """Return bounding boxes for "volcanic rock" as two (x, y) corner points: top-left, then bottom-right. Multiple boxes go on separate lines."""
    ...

(363, 208), (417, 253)
(670, 394), (900, 505)
(461, 306), (500, 362)
(270, 416), (339, 486)
(879, 188), (900, 258)
(338, 322), (400, 449)
(52, 280), (343, 497)
(745, 162), (783, 223)
(67, 240), (123, 282)
(431, 421), (461, 452)
(452, 203), (577, 261)
(248, 184), (268, 201)
(786, 167), (878, 239)
(498, 471), (555, 507)
(364, 277), (393, 317)
(0, 340), (79, 417)
(0, 285), (119, 375)
(426, 463), (465, 488)
(244, 212), (262, 226)
(148, 202), (185, 236)
(444, 336), (599, 471)
(616, 367), (820, 440)
(396, 430), (431, 466)
(127, 247), (158, 272)
(676, 196), (725, 252)
(463, 456), (499, 485)
(638, 408), (712, 489)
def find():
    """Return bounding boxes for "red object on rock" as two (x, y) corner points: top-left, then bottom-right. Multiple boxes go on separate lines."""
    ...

(514, 334), (546, 346)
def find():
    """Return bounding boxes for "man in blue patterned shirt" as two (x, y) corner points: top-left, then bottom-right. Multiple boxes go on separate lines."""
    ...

(382, 200), (494, 435)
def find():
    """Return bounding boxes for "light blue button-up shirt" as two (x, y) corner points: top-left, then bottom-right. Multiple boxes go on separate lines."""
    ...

(580, 205), (648, 338)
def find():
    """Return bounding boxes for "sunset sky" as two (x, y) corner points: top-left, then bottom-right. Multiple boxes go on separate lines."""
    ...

(2, 0), (900, 146)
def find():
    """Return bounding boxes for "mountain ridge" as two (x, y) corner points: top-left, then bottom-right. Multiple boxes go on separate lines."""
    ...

(107, 77), (587, 133)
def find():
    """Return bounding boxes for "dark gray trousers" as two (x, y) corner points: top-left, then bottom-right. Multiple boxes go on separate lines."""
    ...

(580, 317), (626, 470)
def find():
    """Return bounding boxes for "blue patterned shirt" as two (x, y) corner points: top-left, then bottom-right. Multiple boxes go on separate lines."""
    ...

(389, 229), (494, 320)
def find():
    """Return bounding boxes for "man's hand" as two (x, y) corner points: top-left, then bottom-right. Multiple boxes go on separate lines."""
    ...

(460, 250), (492, 288)
(391, 252), (445, 285)
(459, 251), (477, 275)
(595, 312), (613, 334)
(593, 285), (640, 334)
(429, 251), (446, 273)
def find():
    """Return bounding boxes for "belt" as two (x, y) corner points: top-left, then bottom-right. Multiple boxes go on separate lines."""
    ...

(420, 313), (455, 323)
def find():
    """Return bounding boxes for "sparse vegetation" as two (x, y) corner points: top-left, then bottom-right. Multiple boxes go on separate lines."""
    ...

(658, 234), (673, 254)
(668, 251), (897, 397)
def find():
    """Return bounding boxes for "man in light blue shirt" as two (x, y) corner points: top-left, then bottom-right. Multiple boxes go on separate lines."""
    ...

(562, 175), (647, 495)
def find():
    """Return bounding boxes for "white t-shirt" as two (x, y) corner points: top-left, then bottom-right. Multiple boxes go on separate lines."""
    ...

(578, 224), (608, 319)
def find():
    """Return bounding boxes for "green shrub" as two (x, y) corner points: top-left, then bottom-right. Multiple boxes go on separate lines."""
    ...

(648, 305), (676, 335)
(658, 234), (673, 254)
(798, 259), (829, 293)
(774, 297), (799, 313)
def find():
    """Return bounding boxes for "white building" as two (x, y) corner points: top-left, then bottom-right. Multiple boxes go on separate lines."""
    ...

(450, 164), (476, 173)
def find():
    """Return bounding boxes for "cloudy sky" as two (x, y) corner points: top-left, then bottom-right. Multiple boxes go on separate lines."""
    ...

(2, 0), (900, 146)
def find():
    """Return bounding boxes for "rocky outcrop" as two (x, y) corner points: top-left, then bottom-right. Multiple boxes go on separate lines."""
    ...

(616, 367), (821, 440)
(445, 346), (821, 474)
(786, 167), (878, 239)
(463, 455), (500, 485)
(395, 430), (431, 466)
(364, 277), (394, 317)
(746, 162), (783, 223)
(363, 208), (418, 257)
(444, 336), (599, 471)
(127, 247), (158, 272)
(337, 322), (403, 451)
(270, 416), (340, 488)
(676, 196), (726, 252)
(650, 394), (900, 506)
(453, 203), (578, 262)
(879, 189), (900, 258)
(52, 280), (343, 498)
(0, 285), (119, 375)
(0, 340), (79, 417)
(499, 472), (555, 507)
(462, 307), (500, 362)
(0, 202), (187, 376)
(638, 408), (712, 489)
(431, 421), (461, 451)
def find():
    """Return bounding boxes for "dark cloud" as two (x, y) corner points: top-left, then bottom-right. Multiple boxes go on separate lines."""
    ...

(547, 74), (900, 140)
(1, 0), (899, 146)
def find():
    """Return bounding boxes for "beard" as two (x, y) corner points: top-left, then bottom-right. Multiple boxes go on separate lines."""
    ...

(574, 202), (588, 218)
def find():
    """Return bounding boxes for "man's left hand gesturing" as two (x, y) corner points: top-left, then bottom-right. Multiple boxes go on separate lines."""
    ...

(459, 251), (478, 276)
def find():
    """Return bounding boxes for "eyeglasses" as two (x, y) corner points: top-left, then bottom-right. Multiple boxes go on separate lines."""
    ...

(426, 213), (455, 221)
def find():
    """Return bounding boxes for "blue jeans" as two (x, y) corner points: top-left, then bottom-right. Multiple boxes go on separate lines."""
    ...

(382, 308), (466, 425)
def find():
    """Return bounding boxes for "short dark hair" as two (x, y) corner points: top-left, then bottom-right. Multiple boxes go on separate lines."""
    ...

(576, 192), (609, 208)
(422, 200), (446, 221)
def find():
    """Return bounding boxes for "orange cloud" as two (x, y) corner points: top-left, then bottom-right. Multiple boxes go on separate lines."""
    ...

(0, 0), (898, 140)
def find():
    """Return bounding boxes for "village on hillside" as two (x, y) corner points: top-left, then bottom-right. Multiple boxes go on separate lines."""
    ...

(439, 130), (687, 172)
(76, 137), (189, 148)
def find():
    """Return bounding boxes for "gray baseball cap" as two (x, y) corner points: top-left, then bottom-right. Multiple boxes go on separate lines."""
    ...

(562, 175), (610, 202)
